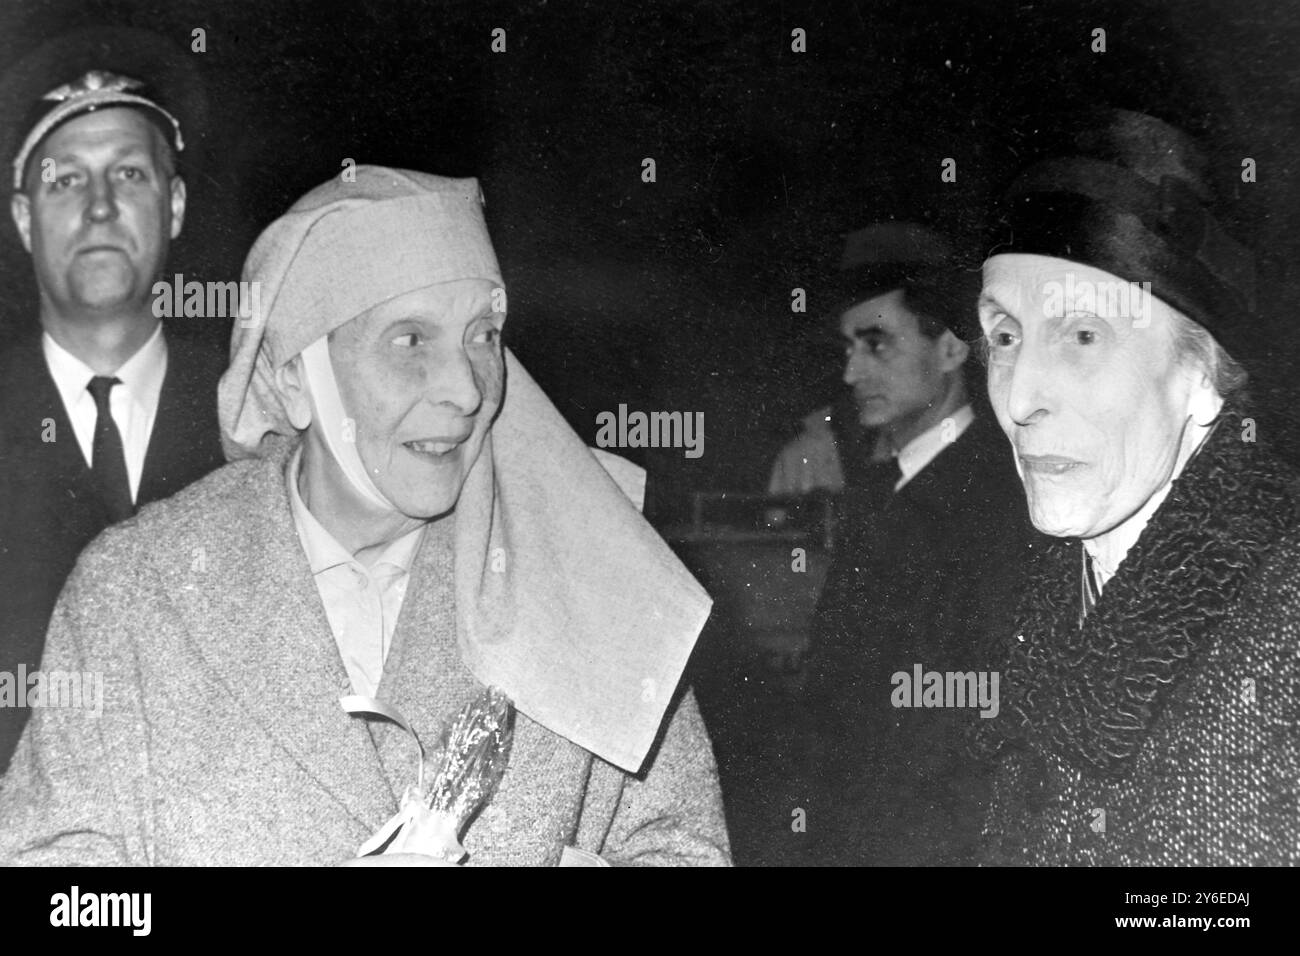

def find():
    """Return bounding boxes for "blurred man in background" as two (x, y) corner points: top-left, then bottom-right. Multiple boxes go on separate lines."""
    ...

(797, 224), (1036, 866)
(769, 224), (955, 505)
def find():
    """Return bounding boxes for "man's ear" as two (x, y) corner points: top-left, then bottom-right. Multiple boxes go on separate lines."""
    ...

(169, 176), (187, 240)
(10, 192), (32, 253)
(937, 329), (970, 372)
(275, 354), (314, 430)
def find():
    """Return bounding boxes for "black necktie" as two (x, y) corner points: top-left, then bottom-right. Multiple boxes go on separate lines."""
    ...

(867, 455), (903, 496)
(87, 376), (135, 522)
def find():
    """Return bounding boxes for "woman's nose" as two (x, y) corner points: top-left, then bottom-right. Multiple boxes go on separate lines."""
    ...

(428, 346), (483, 414)
(1003, 341), (1052, 426)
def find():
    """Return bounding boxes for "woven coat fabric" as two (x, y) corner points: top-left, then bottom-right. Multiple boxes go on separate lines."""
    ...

(977, 405), (1300, 865)
(0, 442), (731, 866)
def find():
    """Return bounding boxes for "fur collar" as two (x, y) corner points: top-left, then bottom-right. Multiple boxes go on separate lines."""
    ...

(986, 402), (1298, 776)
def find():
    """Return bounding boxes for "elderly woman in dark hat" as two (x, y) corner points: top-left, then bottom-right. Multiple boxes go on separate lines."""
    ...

(975, 109), (1300, 865)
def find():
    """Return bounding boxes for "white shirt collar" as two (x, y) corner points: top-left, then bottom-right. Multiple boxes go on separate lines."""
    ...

(42, 321), (168, 417)
(285, 446), (425, 576)
(1082, 415), (1220, 593)
(894, 404), (975, 490)
(1083, 479), (1173, 592)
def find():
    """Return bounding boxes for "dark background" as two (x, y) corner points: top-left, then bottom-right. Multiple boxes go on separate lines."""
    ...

(1, 0), (1297, 524)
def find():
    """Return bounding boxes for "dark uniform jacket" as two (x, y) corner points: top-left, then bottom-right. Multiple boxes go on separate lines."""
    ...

(801, 410), (1038, 866)
(0, 329), (226, 772)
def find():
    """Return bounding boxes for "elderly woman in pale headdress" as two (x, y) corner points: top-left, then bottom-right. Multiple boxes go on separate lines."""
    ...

(0, 167), (730, 866)
(974, 110), (1300, 865)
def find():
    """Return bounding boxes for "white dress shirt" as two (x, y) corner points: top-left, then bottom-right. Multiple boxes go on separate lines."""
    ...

(42, 322), (168, 502)
(892, 403), (975, 491)
(286, 447), (426, 697)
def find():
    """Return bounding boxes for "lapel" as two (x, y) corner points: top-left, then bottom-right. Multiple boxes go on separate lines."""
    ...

(891, 414), (1003, 520)
(367, 516), (594, 863)
(368, 517), (472, 803)
(137, 331), (224, 506)
(169, 446), (397, 835)
(0, 336), (108, 542)
(894, 430), (971, 511)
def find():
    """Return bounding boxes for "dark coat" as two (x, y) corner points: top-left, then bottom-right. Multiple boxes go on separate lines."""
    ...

(977, 405), (1300, 865)
(0, 328), (226, 772)
(795, 411), (1040, 868)
(801, 411), (1038, 866)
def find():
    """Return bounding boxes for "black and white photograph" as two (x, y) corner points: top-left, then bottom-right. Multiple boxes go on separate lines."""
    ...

(0, 0), (1294, 924)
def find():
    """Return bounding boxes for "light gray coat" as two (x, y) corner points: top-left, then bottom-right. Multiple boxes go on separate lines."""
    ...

(0, 449), (730, 866)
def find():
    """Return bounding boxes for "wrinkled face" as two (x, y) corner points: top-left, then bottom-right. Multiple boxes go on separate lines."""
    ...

(11, 108), (183, 318)
(840, 288), (949, 433)
(327, 279), (505, 519)
(980, 254), (1204, 539)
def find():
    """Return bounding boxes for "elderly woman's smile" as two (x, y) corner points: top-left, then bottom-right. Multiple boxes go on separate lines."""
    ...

(403, 437), (470, 457)
(1017, 454), (1085, 474)
(320, 278), (505, 522)
(979, 254), (1219, 542)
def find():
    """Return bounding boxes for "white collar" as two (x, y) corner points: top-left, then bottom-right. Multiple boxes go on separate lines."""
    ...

(894, 404), (975, 489)
(42, 321), (167, 415)
(1083, 415), (1220, 591)
(1083, 481), (1174, 592)
(285, 445), (425, 576)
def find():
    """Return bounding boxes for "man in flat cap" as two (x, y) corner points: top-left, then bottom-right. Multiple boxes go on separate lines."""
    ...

(0, 166), (729, 866)
(795, 224), (1037, 866)
(0, 32), (226, 773)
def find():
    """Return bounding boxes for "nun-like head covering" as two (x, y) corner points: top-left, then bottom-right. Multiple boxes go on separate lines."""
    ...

(218, 166), (712, 772)
(219, 166), (501, 461)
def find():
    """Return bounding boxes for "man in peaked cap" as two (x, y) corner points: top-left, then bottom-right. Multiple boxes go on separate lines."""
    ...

(0, 166), (729, 866)
(793, 222), (1037, 867)
(0, 29), (226, 773)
